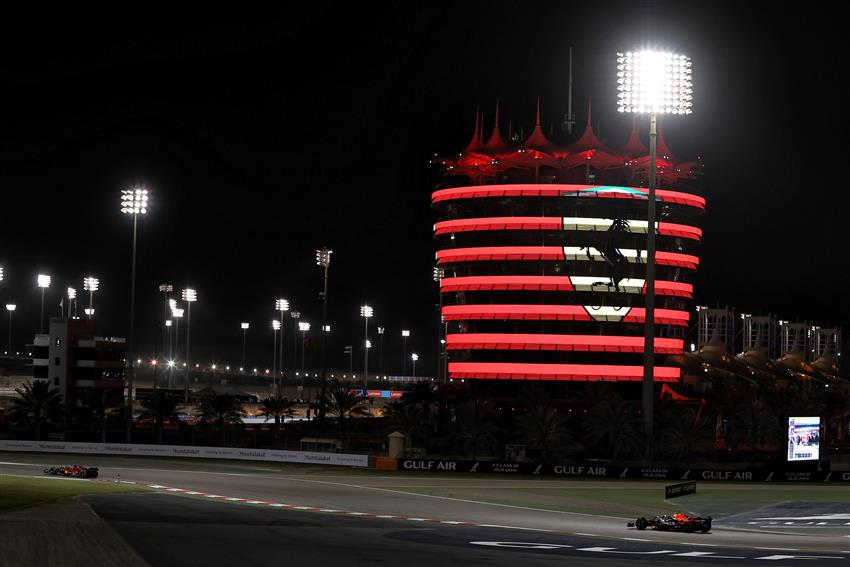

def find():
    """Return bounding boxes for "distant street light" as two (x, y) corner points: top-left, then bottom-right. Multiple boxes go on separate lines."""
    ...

(401, 329), (411, 374)
(121, 187), (148, 442)
(83, 277), (99, 318)
(65, 287), (77, 318)
(411, 353), (419, 377)
(272, 319), (281, 394)
(316, 247), (332, 420)
(617, 50), (692, 463)
(298, 321), (311, 370)
(241, 322), (250, 370)
(181, 288), (197, 403)
(6, 304), (16, 353)
(377, 326), (385, 375)
(36, 274), (51, 333)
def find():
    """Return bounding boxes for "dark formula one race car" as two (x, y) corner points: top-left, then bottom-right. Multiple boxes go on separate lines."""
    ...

(43, 465), (99, 479)
(628, 513), (712, 533)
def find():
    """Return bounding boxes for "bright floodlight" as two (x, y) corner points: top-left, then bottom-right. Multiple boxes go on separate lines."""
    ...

(5, 304), (16, 312)
(0, 267), (3, 281)
(291, 310), (301, 320)
(84, 308), (95, 316)
(67, 287), (76, 300)
(37, 274), (51, 288)
(433, 267), (444, 282)
(181, 288), (197, 302)
(298, 321), (311, 332)
(241, 322), (250, 330)
(411, 353), (419, 361)
(83, 277), (99, 291)
(316, 248), (333, 267)
(322, 324), (331, 332)
(167, 360), (175, 368)
(120, 188), (149, 215)
(159, 283), (174, 292)
(168, 298), (177, 310)
(172, 308), (184, 318)
(165, 320), (172, 327)
(401, 329), (410, 337)
(617, 51), (692, 114)
(272, 320), (281, 331)
(360, 305), (373, 318)
(377, 326), (385, 335)
(275, 299), (290, 312)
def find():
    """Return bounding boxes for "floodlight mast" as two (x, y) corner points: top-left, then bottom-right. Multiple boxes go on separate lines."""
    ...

(360, 305), (373, 392)
(316, 247), (332, 420)
(275, 299), (289, 395)
(616, 50), (692, 464)
(181, 288), (197, 403)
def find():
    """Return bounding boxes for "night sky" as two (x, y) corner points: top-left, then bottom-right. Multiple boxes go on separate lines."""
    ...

(1, 3), (846, 374)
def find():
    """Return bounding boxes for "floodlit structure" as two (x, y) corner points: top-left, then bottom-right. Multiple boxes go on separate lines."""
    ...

(432, 58), (701, 388)
(181, 288), (197, 403)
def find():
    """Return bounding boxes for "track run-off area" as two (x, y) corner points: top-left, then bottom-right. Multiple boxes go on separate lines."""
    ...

(2, 453), (849, 566)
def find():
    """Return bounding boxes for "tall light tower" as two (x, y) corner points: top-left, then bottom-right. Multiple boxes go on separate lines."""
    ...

(37, 274), (51, 333)
(290, 310), (300, 377)
(377, 326), (385, 375)
(360, 305), (373, 391)
(272, 319), (281, 394)
(616, 50), (692, 463)
(66, 287), (77, 318)
(121, 187), (148, 442)
(316, 247), (332, 420)
(275, 299), (289, 385)
(171, 306), (183, 389)
(241, 322), (250, 370)
(6, 304), (16, 354)
(411, 353), (419, 378)
(83, 277), (99, 319)
(401, 329), (411, 374)
(158, 284), (173, 364)
(181, 288), (197, 403)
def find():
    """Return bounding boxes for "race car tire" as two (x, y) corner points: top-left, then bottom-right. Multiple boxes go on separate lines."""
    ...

(635, 517), (648, 530)
(700, 525), (710, 533)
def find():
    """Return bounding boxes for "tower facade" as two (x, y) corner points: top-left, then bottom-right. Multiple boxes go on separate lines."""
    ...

(433, 103), (704, 384)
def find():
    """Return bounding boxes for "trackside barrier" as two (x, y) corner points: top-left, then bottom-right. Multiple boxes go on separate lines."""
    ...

(0, 440), (369, 467)
(665, 480), (697, 498)
(397, 459), (849, 482)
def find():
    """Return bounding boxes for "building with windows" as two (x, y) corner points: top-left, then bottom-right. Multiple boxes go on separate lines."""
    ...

(31, 318), (126, 415)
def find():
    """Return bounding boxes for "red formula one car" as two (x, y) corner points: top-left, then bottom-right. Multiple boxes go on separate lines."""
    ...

(43, 465), (99, 479)
(628, 513), (712, 533)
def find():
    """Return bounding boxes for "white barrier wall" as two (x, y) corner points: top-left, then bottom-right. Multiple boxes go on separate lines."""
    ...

(0, 440), (369, 468)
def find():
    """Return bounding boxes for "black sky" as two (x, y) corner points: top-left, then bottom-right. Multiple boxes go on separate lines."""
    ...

(1, 3), (847, 373)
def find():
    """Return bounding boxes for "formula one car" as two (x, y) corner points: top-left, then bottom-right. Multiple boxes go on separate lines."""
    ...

(43, 465), (99, 479)
(628, 513), (711, 533)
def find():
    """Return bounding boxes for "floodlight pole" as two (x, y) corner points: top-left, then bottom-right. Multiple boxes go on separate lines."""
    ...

(642, 112), (658, 464)
(126, 213), (139, 442)
(318, 258), (329, 420)
(184, 301), (192, 404)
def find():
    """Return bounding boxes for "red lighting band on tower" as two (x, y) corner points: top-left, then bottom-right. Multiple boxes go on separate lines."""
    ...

(445, 333), (684, 354)
(438, 276), (693, 297)
(431, 184), (706, 210)
(435, 246), (699, 269)
(433, 217), (702, 241)
(441, 304), (690, 325)
(448, 362), (681, 382)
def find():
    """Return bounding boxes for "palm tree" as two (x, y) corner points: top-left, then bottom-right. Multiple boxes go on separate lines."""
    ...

(196, 394), (246, 446)
(139, 391), (181, 444)
(517, 386), (572, 460)
(80, 388), (124, 443)
(659, 407), (712, 460)
(452, 398), (500, 460)
(258, 395), (293, 446)
(384, 400), (424, 454)
(10, 380), (63, 440)
(323, 383), (368, 447)
(583, 397), (643, 461)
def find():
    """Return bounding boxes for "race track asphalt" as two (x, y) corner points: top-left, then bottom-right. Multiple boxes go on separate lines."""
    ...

(2, 453), (849, 566)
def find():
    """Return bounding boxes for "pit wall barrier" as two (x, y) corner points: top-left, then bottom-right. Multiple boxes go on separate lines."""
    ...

(0, 440), (369, 468)
(394, 459), (849, 482)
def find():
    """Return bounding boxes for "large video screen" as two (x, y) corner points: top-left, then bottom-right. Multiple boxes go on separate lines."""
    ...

(787, 416), (820, 461)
